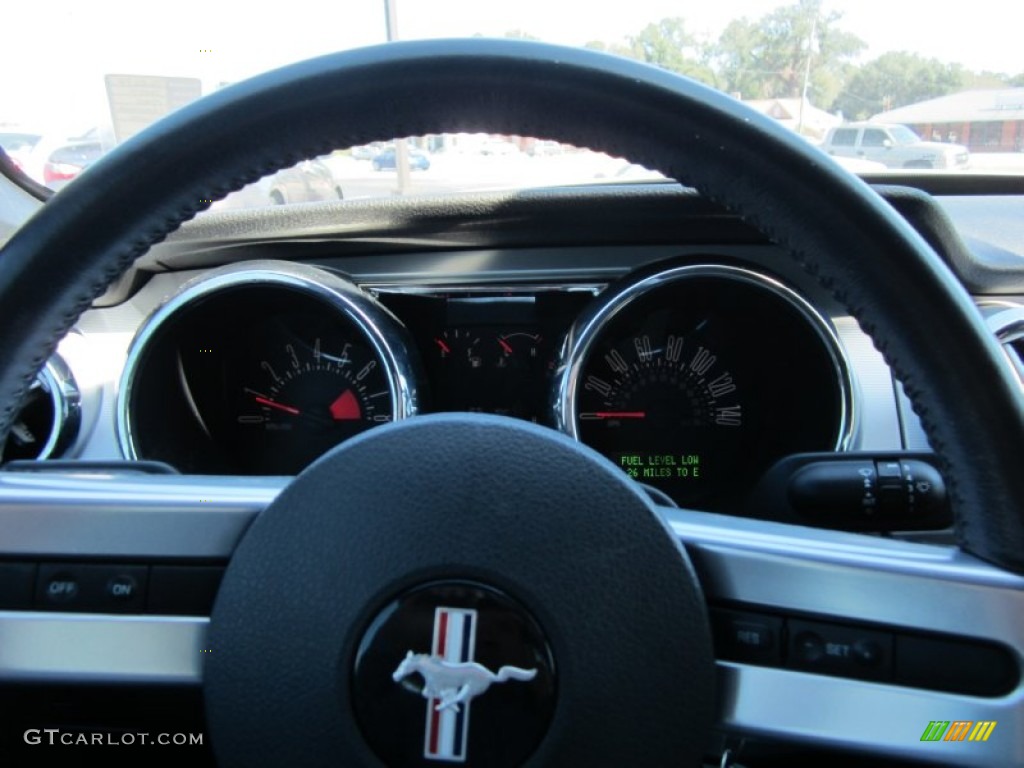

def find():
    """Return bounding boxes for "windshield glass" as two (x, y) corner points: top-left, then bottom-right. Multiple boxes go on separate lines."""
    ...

(2, 0), (1022, 206)
(889, 126), (923, 146)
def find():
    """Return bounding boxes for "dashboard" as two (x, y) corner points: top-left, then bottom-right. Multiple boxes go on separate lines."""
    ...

(15, 176), (1023, 530)
(16, 177), (1018, 528)
(22, 182), (938, 519)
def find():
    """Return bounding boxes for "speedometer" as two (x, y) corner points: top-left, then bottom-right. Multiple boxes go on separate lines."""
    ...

(557, 263), (853, 510)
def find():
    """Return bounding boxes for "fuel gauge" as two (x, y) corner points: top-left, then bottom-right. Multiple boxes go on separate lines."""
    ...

(427, 327), (549, 421)
(433, 328), (484, 371)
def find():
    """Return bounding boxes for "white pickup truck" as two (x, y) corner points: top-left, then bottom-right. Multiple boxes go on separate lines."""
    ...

(822, 122), (969, 170)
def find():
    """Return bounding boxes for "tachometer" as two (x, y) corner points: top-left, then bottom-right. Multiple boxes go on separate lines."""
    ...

(557, 263), (852, 510)
(119, 262), (419, 475)
(231, 331), (395, 474)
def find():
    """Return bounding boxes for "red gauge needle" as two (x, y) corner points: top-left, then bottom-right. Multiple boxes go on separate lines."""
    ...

(434, 338), (451, 354)
(254, 396), (301, 415)
(581, 411), (647, 420)
(498, 338), (514, 354)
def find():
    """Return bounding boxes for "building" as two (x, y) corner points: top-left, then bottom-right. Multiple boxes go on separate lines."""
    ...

(743, 97), (840, 140)
(872, 89), (1024, 152)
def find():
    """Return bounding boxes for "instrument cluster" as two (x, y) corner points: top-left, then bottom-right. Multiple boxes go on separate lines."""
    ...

(120, 258), (853, 511)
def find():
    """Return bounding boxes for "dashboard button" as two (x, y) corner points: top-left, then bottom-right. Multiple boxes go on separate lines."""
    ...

(711, 608), (782, 664)
(793, 631), (825, 663)
(107, 573), (140, 602)
(36, 563), (147, 612)
(39, 569), (80, 606)
(95, 567), (147, 612)
(787, 619), (892, 681)
(852, 640), (884, 667)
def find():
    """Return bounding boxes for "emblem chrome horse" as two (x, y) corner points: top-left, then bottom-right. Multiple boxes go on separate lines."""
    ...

(393, 651), (537, 712)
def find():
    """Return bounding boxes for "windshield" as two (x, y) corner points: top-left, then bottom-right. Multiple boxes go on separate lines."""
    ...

(2, 0), (1022, 206)
(889, 126), (923, 146)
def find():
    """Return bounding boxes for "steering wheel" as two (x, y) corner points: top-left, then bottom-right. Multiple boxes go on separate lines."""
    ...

(2, 39), (1023, 766)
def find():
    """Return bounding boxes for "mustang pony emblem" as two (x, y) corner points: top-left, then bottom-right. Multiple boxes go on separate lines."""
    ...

(394, 605), (538, 762)
(393, 651), (538, 713)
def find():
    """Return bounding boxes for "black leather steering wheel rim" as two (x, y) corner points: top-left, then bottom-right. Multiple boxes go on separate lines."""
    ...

(0, 27), (1021, 656)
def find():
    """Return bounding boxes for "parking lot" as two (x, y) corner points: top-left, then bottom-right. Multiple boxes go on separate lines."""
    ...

(323, 148), (1024, 201)
(322, 150), (655, 199)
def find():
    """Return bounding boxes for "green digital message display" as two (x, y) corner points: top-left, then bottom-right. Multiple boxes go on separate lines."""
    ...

(617, 453), (702, 480)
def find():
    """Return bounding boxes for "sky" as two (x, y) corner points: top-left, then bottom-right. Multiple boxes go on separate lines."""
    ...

(2, 0), (1021, 132)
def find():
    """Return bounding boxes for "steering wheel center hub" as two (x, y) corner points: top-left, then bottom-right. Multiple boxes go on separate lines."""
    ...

(204, 413), (714, 765)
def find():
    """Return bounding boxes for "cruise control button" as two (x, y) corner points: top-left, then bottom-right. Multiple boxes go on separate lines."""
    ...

(793, 631), (825, 663)
(787, 619), (892, 681)
(107, 574), (139, 601)
(853, 640), (884, 667)
(42, 572), (80, 604)
(711, 608), (782, 664)
(36, 563), (148, 612)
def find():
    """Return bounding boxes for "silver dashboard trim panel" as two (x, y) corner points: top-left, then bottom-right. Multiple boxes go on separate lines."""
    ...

(0, 471), (279, 557)
(717, 663), (1020, 767)
(0, 612), (207, 684)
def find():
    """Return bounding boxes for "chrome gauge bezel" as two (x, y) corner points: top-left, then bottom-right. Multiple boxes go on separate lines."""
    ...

(978, 301), (1024, 382)
(554, 262), (856, 451)
(117, 261), (420, 464)
(37, 354), (82, 460)
(7, 354), (82, 462)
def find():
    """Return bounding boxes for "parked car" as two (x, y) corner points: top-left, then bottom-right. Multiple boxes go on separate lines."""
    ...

(0, 131), (41, 172)
(478, 138), (520, 156)
(267, 158), (343, 205)
(527, 139), (564, 157)
(212, 157), (343, 210)
(371, 146), (430, 170)
(822, 122), (969, 169)
(349, 144), (378, 160)
(21, 128), (104, 191)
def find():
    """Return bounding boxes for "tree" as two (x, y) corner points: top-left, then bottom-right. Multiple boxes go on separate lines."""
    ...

(713, 0), (865, 106)
(624, 18), (716, 85)
(834, 52), (964, 120)
(1011, 73), (1024, 87)
(584, 40), (632, 58)
(503, 30), (540, 42)
(962, 70), (1012, 90)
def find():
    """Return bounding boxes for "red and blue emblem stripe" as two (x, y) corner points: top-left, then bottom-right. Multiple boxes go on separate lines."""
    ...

(424, 606), (477, 762)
